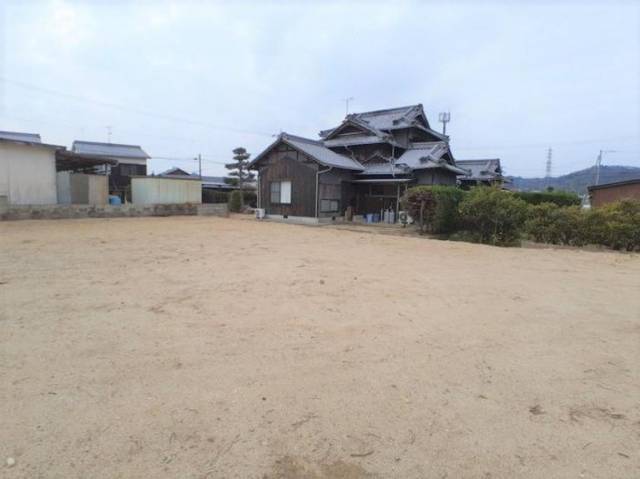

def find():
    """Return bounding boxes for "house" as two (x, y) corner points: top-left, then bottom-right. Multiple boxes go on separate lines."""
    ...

(249, 104), (467, 221)
(456, 158), (505, 188)
(160, 167), (237, 192)
(588, 178), (640, 207)
(0, 131), (64, 205)
(72, 140), (150, 201)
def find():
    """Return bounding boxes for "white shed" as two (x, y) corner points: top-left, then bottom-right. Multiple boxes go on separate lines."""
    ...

(0, 131), (63, 205)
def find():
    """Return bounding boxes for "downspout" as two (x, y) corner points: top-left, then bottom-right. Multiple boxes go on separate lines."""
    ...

(256, 170), (261, 208)
(315, 165), (333, 218)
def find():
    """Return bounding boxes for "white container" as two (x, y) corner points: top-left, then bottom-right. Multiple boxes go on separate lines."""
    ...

(255, 208), (266, 219)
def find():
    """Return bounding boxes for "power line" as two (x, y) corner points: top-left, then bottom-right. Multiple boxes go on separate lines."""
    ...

(0, 76), (272, 138)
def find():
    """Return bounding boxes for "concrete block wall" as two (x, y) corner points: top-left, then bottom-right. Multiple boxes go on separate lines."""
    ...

(1, 203), (228, 221)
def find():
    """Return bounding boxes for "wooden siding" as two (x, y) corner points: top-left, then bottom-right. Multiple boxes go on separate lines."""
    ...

(414, 169), (457, 186)
(318, 169), (356, 217)
(257, 147), (318, 217)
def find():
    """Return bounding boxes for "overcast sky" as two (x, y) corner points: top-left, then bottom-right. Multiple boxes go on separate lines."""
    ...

(1, 0), (639, 177)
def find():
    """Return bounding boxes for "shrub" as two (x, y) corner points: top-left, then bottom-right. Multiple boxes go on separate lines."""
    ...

(525, 200), (640, 251)
(459, 187), (529, 246)
(596, 200), (640, 251)
(228, 190), (243, 212)
(514, 190), (581, 207)
(401, 185), (466, 234)
(525, 203), (585, 245)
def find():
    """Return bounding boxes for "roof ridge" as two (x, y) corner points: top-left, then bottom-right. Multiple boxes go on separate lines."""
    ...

(73, 140), (144, 148)
(281, 132), (323, 145)
(351, 104), (421, 116)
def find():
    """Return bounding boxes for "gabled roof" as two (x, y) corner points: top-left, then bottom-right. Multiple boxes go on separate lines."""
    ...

(319, 104), (448, 144)
(456, 159), (503, 180)
(321, 117), (387, 141)
(349, 104), (428, 131)
(396, 142), (468, 175)
(160, 167), (191, 176)
(72, 140), (150, 159)
(250, 133), (364, 171)
(0, 131), (41, 143)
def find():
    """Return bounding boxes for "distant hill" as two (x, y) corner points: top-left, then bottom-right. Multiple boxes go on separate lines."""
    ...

(508, 165), (640, 194)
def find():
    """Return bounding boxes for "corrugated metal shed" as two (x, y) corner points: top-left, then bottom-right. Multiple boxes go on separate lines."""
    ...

(72, 141), (150, 159)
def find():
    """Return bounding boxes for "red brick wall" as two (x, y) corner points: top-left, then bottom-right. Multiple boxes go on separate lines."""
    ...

(590, 182), (640, 208)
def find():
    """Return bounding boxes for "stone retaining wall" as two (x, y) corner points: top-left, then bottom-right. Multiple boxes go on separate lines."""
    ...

(0, 202), (228, 221)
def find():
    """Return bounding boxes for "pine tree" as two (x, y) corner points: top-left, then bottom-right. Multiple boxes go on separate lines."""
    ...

(225, 147), (255, 208)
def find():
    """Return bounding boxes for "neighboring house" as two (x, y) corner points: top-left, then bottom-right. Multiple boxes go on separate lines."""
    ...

(160, 167), (238, 192)
(456, 158), (505, 188)
(588, 178), (640, 207)
(72, 140), (150, 201)
(250, 104), (467, 220)
(0, 131), (64, 205)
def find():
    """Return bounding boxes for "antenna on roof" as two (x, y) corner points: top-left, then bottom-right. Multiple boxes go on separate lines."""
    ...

(106, 125), (112, 143)
(438, 112), (450, 135)
(343, 97), (354, 116)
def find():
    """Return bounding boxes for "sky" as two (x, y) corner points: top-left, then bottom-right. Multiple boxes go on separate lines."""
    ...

(1, 0), (639, 178)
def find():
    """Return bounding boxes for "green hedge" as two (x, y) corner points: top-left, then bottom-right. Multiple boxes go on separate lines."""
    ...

(514, 190), (581, 207)
(401, 185), (466, 234)
(525, 200), (640, 251)
(459, 187), (529, 246)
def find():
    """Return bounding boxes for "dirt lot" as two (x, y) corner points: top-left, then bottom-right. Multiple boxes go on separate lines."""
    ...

(1, 216), (639, 478)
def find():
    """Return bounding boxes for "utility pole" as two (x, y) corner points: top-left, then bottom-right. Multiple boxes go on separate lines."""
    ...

(106, 125), (112, 143)
(545, 147), (553, 188)
(595, 149), (616, 185)
(438, 112), (451, 135)
(343, 97), (354, 116)
(195, 154), (202, 178)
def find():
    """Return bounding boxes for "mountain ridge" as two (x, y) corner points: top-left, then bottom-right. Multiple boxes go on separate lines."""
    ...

(507, 165), (640, 194)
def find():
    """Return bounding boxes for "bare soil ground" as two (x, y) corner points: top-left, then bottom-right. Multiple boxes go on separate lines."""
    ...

(1, 216), (639, 478)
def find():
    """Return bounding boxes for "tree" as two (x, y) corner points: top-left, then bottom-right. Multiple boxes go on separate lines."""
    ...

(225, 147), (255, 208)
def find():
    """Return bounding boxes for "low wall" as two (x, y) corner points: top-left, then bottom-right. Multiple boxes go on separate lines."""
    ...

(0, 202), (227, 221)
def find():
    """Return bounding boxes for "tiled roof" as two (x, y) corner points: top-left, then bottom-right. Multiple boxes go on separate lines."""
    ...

(456, 159), (502, 180)
(250, 133), (364, 171)
(397, 142), (468, 175)
(72, 141), (150, 159)
(349, 104), (424, 131)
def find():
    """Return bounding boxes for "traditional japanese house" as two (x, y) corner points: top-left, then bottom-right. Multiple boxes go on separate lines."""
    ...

(456, 159), (505, 188)
(249, 104), (467, 221)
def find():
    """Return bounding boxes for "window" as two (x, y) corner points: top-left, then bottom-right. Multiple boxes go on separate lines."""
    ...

(119, 164), (137, 176)
(270, 180), (291, 204)
(320, 199), (339, 212)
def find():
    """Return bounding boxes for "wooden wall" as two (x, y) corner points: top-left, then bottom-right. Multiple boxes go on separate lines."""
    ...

(414, 168), (457, 186)
(257, 146), (318, 217)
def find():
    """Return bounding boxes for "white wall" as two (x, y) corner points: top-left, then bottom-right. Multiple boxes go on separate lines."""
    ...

(131, 177), (201, 204)
(0, 143), (58, 205)
(57, 172), (108, 205)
